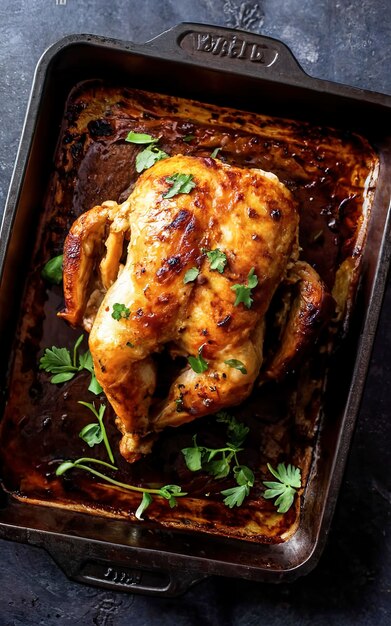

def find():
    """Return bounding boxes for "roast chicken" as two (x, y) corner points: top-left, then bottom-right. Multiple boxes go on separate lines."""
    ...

(59, 155), (332, 462)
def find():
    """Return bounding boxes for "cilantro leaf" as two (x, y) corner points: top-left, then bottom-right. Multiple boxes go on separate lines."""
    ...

(231, 267), (258, 308)
(187, 345), (208, 374)
(183, 267), (199, 284)
(111, 303), (130, 320)
(125, 132), (159, 144)
(136, 145), (168, 173)
(203, 248), (227, 274)
(262, 462), (301, 513)
(42, 254), (63, 285)
(79, 422), (103, 447)
(164, 173), (196, 199)
(224, 359), (247, 375)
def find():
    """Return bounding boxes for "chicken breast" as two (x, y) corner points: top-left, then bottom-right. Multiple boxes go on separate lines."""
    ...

(82, 155), (299, 461)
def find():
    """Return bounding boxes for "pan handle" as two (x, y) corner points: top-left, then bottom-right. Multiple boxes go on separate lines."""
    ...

(146, 22), (307, 81)
(43, 538), (206, 597)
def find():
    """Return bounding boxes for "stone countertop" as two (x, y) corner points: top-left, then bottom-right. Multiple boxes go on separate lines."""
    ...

(0, 1), (390, 624)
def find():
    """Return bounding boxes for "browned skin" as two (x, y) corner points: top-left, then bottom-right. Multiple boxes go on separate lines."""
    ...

(264, 261), (335, 381)
(59, 155), (333, 462)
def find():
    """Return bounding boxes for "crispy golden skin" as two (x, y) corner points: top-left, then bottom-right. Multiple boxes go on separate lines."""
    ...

(60, 155), (331, 462)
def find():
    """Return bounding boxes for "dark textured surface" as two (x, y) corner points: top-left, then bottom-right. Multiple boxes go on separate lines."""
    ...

(0, 1), (390, 625)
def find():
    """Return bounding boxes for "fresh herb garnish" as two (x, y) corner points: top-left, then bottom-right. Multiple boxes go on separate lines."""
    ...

(263, 462), (301, 513)
(224, 359), (247, 375)
(181, 411), (253, 507)
(42, 254), (63, 285)
(111, 303), (130, 320)
(125, 132), (159, 145)
(56, 457), (187, 520)
(78, 401), (114, 464)
(125, 132), (168, 172)
(163, 173), (196, 199)
(231, 267), (258, 308)
(183, 267), (199, 284)
(39, 335), (102, 394)
(187, 345), (208, 373)
(203, 248), (227, 274)
(183, 134), (195, 142)
(136, 145), (168, 173)
(210, 147), (221, 158)
(221, 465), (255, 508)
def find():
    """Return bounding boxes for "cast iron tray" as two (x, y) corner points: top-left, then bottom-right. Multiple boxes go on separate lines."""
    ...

(0, 24), (390, 596)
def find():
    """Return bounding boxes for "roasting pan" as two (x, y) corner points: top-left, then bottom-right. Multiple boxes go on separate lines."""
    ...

(0, 24), (390, 596)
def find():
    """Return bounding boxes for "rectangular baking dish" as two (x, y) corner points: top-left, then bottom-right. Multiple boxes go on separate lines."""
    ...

(0, 23), (390, 596)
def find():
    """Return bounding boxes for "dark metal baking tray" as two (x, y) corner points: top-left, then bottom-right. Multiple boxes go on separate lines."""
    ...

(0, 23), (390, 596)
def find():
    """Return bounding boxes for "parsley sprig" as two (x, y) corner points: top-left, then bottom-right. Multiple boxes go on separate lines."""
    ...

(125, 131), (168, 172)
(231, 267), (258, 308)
(39, 335), (102, 395)
(262, 462), (301, 513)
(181, 411), (253, 508)
(78, 401), (114, 464)
(56, 457), (187, 520)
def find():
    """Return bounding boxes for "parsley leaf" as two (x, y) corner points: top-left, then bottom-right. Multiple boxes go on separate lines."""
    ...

(224, 359), (247, 375)
(263, 462), (301, 513)
(125, 132), (159, 145)
(125, 132), (168, 172)
(42, 254), (63, 284)
(136, 145), (168, 173)
(78, 401), (114, 463)
(111, 303), (130, 320)
(221, 484), (250, 508)
(231, 267), (258, 308)
(39, 336), (102, 395)
(187, 345), (208, 373)
(203, 248), (227, 274)
(79, 423), (103, 447)
(181, 437), (203, 471)
(163, 173), (196, 199)
(183, 267), (199, 284)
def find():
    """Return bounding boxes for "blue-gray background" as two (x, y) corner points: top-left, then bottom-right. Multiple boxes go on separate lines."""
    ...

(0, 1), (390, 624)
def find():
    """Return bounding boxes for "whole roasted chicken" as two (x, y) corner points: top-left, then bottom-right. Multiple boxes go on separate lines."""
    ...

(60, 155), (332, 462)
